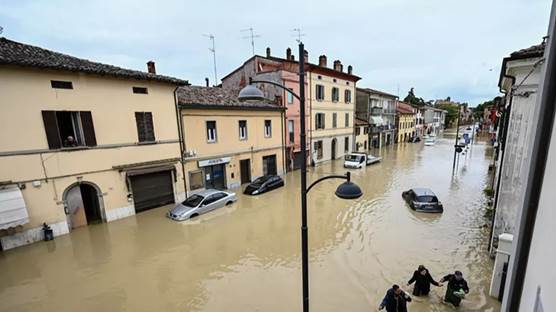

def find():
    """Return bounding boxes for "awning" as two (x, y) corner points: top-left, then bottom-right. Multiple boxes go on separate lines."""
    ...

(125, 164), (176, 177)
(370, 116), (384, 126)
(0, 187), (29, 230)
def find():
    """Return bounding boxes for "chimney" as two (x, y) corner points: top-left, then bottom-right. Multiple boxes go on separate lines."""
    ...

(333, 60), (342, 72)
(347, 65), (353, 75)
(303, 50), (309, 63)
(318, 55), (327, 67)
(266, 47), (271, 58)
(205, 77), (209, 87)
(286, 48), (292, 60)
(147, 61), (156, 74)
(290, 54), (295, 61)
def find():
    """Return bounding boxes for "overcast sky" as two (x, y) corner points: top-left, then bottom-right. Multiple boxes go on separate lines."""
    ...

(1, 0), (552, 105)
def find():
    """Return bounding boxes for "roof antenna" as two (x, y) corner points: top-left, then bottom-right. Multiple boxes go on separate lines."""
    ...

(292, 28), (305, 43)
(241, 27), (261, 56)
(203, 34), (218, 86)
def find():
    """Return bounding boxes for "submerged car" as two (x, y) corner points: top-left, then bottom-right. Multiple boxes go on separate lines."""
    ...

(402, 188), (443, 213)
(243, 175), (284, 195)
(344, 153), (382, 169)
(167, 189), (237, 221)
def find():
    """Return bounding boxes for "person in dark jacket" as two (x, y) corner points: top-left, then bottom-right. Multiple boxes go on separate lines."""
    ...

(379, 284), (412, 312)
(407, 265), (443, 296)
(440, 271), (469, 307)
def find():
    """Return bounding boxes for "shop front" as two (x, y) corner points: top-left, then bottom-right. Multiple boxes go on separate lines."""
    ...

(198, 157), (231, 190)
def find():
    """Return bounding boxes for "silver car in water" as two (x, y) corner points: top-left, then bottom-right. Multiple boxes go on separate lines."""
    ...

(167, 189), (237, 221)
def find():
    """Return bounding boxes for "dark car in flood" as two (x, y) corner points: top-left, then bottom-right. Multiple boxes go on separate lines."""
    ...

(402, 188), (443, 213)
(243, 175), (284, 195)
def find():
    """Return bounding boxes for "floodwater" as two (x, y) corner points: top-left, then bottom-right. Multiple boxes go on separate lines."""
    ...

(0, 131), (500, 312)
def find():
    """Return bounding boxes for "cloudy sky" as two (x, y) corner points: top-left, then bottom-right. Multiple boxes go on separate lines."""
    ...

(1, 0), (552, 105)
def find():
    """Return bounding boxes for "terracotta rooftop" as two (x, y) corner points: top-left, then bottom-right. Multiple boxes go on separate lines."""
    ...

(0, 37), (188, 85)
(356, 87), (398, 99)
(355, 118), (369, 126)
(177, 86), (284, 111)
(396, 102), (415, 114)
(510, 41), (546, 59)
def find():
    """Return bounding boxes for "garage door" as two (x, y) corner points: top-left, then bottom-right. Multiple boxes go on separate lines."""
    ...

(130, 171), (175, 213)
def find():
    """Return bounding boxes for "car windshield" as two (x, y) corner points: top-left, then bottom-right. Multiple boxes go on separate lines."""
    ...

(252, 176), (270, 185)
(182, 194), (204, 207)
(418, 195), (436, 203)
(345, 155), (362, 162)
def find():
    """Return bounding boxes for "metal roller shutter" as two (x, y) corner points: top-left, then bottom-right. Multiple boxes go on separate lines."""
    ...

(130, 171), (175, 213)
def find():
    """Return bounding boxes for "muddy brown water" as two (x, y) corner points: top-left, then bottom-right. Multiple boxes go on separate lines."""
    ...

(0, 132), (500, 312)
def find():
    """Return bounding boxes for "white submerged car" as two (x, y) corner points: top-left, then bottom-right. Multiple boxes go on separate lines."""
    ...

(167, 189), (237, 221)
(424, 135), (436, 146)
(344, 152), (382, 169)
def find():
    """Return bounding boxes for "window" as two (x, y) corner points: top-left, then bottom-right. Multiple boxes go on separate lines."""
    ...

(345, 113), (349, 127)
(314, 141), (323, 159)
(288, 120), (295, 143)
(206, 121), (217, 142)
(315, 113), (325, 129)
(344, 137), (350, 152)
(332, 87), (339, 102)
(364, 126), (369, 134)
(50, 80), (73, 89)
(344, 90), (352, 103)
(355, 126), (361, 136)
(189, 170), (204, 190)
(41, 110), (96, 149)
(316, 84), (325, 100)
(264, 120), (272, 137)
(287, 89), (294, 104)
(332, 113), (337, 128)
(239, 120), (247, 140)
(135, 112), (155, 142)
(132, 87), (148, 94)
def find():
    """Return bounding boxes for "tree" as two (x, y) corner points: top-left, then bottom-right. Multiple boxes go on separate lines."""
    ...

(473, 96), (501, 120)
(437, 103), (459, 127)
(403, 87), (425, 106)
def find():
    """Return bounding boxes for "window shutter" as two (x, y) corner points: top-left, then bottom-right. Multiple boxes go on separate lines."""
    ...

(80, 111), (97, 146)
(41, 111), (61, 149)
(145, 112), (155, 141)
(135, 112), (146, 142)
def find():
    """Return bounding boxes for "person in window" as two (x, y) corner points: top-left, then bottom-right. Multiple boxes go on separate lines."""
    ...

(439, 271), (469, 307)
(378, 284), (411, 312)
(64, 136), (78, 147)
(407, 265), (442, 296)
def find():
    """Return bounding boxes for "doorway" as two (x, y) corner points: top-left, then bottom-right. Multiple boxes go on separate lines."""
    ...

(205, 164), (226, 189)
(240, 159), (251, 184)
(64, 182), (103, 230)
(262, 155), (277, 176)
(331, 138), (337, 159)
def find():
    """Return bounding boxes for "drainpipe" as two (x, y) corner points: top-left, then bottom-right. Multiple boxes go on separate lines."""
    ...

(174, 87), (188, 200)
(504, 8), (556, 310)
(488, 79), (514, 252)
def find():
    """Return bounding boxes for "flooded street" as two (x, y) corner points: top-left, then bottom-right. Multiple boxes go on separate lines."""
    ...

(0, 132), (500, 312)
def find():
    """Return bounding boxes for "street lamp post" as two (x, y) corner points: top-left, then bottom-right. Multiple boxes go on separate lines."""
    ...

(238, 42), (362, 312)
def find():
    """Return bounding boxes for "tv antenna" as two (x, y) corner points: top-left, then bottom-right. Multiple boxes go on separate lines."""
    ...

(203, 34), (218, 86)
(241, 27), (261, 56)
(292, 28), (305, 43)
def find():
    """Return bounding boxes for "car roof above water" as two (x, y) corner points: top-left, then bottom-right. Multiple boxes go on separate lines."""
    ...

(411, 188), (436, 196)
(194, 189), (227, 197)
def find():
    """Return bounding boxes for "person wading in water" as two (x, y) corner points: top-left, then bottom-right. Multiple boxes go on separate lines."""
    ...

(439, 271), (469, 307)
(407, 265), (443, 296)
(378, 284), (412, 312)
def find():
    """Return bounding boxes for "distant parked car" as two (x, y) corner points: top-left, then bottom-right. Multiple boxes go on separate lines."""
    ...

(402, 188), (443, 213)
(167, 189), (237, 221)
(243, 175), (284, 195)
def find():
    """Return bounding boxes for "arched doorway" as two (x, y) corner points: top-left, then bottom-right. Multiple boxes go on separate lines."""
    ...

(331, 138), (337, 160)
(64, 182), (103, 230)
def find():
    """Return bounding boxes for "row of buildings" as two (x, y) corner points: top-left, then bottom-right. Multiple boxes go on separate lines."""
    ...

(487, 35), (555, 310)
(0, 37), (444, 250)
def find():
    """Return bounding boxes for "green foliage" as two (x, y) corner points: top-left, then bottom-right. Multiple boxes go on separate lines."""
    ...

(403, 88), (426, 106)
(483, 187), (494, 197)
(473, 96), (502, 120)
(436, 103), (459, 126)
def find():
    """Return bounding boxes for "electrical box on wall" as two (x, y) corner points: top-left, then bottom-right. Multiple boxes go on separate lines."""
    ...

(32, 181), (41, 188)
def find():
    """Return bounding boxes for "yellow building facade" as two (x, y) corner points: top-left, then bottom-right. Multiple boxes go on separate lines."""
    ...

(396, 102), (417, 143)
(354, 118), (369, 152)
(178, 86), (285, 192)
(307, 59), (360, 164)
(0, 38), (187, 250)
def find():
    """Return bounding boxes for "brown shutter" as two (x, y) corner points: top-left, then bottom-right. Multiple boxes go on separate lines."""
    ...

(144, 112), (155, 141)
(41, 111), (61, 149)
(80, 111), (97, 146)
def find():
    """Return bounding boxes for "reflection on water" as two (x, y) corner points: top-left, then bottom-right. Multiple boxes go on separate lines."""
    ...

(0, 132), (500, 312)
